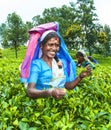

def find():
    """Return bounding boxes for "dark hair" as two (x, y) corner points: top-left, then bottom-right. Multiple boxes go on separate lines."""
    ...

(54, 55), (62, 69)
(76, 52), (84, 57)
(41, 32), (60, 45)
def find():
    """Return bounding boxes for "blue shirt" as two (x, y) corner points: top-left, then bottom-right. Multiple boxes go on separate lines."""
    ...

(28, 59), (68, 90)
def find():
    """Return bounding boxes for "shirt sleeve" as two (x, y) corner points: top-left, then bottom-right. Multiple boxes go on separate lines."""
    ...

(83, 60), (95, 69)
(28, 60), (41, 83)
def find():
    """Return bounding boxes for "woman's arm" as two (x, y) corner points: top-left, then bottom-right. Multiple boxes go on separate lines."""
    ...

(26, 83), (52, 99)
(27, 67), (92, 98)
(65, 75), (82, 90)
(65, 67), (92, 90)
(27, 83), (66, 99)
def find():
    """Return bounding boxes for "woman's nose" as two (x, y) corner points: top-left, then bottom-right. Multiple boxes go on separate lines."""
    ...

(52, 45), (57, 50)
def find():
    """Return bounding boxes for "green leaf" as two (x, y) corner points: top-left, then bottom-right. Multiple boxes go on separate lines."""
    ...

(6, 126), (14, 130)
(29, 127), (37, 130)
(13, 118), (18, 126)
(42, 115), (51, 124)
(18, 122), (29, 130)
(52, 112), (60, 121)
(21, 118), (29, 122)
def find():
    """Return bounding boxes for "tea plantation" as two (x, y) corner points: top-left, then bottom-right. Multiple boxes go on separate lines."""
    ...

(0, 48), (111, 130)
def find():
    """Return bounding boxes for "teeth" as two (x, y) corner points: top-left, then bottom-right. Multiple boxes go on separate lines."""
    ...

(50, 52), (55, 54)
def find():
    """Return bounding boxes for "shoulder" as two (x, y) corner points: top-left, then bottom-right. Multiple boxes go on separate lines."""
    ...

(31, 59), (44, 71)
(84, 60), (95, 69)
(32, 59), (44, 65)
(82, 60), (89, 66)
(31, 58), (51, 70)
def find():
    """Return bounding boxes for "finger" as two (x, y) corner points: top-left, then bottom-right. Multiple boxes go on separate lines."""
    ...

(56, 95), (65, 99)
(87, 68), (92, 72)
(87, 71), (91, 76)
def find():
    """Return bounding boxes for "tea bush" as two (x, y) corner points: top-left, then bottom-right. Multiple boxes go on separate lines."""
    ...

(0, 49), (111, 130)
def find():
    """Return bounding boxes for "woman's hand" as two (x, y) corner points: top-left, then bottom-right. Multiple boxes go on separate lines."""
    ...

(49, 88), (66, 99)
(79, 66), (92, 79)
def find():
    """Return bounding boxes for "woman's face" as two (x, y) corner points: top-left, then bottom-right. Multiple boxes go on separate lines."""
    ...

(41, 37), (60, 59)
(76, 56), (84, 63)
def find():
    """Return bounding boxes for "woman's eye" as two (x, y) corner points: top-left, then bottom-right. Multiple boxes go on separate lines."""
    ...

(49, 43), (53, 46)
(48, 43), (59, 47)
(56, 44), (60, 47)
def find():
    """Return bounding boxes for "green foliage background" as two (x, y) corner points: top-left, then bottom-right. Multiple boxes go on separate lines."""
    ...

(0, 47), (111, 130)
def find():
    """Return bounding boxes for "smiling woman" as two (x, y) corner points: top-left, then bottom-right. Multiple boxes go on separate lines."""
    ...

(20, 22), (92, 99)
(26, 30), (68, 99)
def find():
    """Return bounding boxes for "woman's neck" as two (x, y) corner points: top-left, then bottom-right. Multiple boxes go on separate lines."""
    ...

(41, 56), (53, 68)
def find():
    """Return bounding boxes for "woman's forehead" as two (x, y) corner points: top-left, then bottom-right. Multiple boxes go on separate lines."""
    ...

(47, 37), (60, 42)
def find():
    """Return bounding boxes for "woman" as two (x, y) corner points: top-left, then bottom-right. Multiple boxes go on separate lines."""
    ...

(26, 30), (92, 99)
(76, 50), (95, 69)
